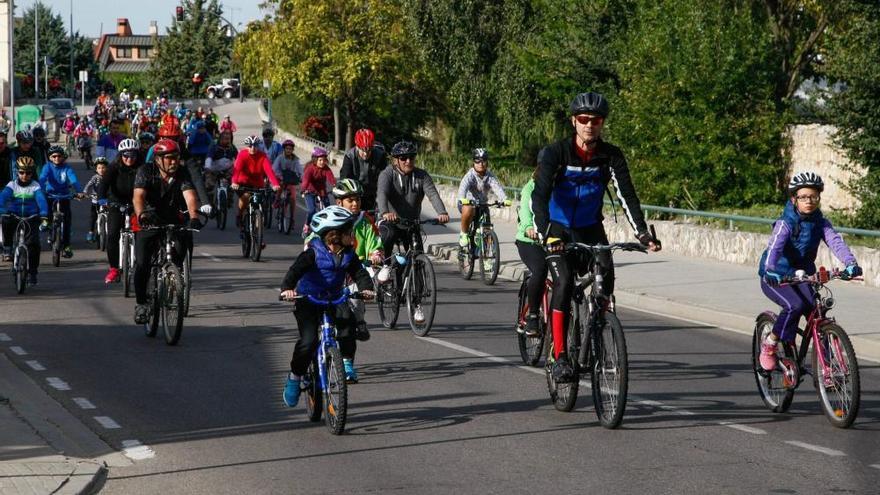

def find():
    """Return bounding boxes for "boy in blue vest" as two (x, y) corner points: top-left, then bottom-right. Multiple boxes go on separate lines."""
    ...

(39, 146), (83, 258)
(758, 172), (862, 371)
(279, 206), (375, 407)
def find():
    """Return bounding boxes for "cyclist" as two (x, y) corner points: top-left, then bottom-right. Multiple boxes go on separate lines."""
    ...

(83, 158), (107, 243)
(758, 172), (862, 371)
(137, 132), (156, 162)
(73, 119), (94, 159)
(31, 127), (50, 165)
(96, 119), (125, 163)
(186, 120), (214, 169)
(204, 131), (237, 200)
(39, 146), (84, 258)
(219, 114), (237, 135)
(231, 135), (281, 238)
(272, 139), (302, 218)
(515, 170), (547, 336)
(132, 139), (202, 324)
(279, 206), (375, 406)
(300, 147), (336, 237)
(11, 131), (44, 179)
(340, 128), (387, 212)
(0, 157), (48, 284)
(158, 108), (182, 142)
(532, 92), (660, 382)
(97, 145), (141, 283)
(456, 147), (510, 248)
(259, 127), (283, 164)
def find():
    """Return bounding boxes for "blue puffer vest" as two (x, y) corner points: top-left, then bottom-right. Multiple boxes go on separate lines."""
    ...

(296, 238), (356, 300)
(758, 201), (824, 277)
(549, 164), (605, 229)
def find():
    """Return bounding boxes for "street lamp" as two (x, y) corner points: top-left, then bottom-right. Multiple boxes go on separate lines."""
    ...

(263, 78), (271, 122)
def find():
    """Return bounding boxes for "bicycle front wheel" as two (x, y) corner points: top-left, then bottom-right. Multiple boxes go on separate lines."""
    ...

(145, 269), (160, 337)
(591, 311), (629, 429)
(216, 191), (227, 230)
(98, 216), (108, 252)
(281, 200), (294, 235)
(240, 216), (251, 258)
(160, 264), (185, 345)
(458, 236), (474, 280)
(377, 270), (400, 329)
(121, 236), (132, 298)
(516, 278), (545, 367)
(479, 230), (500, 286)
(182, 249), (193, 317)
(407, 254), (437, 337)
(14, 247), (27, 294)
(250, 212), (263, 262)
(52, 224), (62, 267)
(812, 323), (860, 428)
(323, 347), (348, 435)
(752, 313), (795, 413)
(546, 304), (580, 412)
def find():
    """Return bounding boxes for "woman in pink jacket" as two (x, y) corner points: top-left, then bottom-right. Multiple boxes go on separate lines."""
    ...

(300, 147), (336, 237)
(232, 135), (281, 236)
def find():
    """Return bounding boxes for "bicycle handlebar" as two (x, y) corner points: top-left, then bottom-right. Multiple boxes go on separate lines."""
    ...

(459, 199), (507, 208)
(781, 267), (864, 286)
(0, 214), (41, 222)
(564, 241), (648, 255)
(278, 288), (364, 304)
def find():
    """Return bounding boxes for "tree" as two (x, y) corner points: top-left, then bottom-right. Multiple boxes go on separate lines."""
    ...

(148, 0), (233, 97)
(236, 0), (437, 150)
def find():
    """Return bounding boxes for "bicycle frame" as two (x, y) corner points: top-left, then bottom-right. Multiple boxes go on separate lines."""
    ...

(117, 205), (135, 267)
(298, 292), (349, 392)
(518, 277), (552, 328)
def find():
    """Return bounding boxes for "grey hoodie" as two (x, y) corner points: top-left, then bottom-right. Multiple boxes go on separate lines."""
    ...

(376, 165), (447, 220)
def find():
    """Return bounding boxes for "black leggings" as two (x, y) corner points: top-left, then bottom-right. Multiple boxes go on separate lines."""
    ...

(290, 301), (357, 376)
(516, 240), (547, 315)
(546, 222), (614, 315)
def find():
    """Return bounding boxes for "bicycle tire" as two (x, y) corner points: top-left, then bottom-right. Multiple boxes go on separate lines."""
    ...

(14, 246), (27, 294)
(546, 305), (580, 412)
(752, 313), (795, 413)
(323, 346), (348, 435)
(121, 236), (132, 298)
(812, 323), (860, 428)
(263, 194), (273, 230)
(516, 277), (545, 367)
(160, 264), (185, 346)
(305, 359), (322, 422)
(479, 230), (500, 286)
(182, 249), (193, 317)
(591, 311), (629, 429)
(98, 215), (108, 252)
(216, 190), (227, 230)
(407, 254), (437, 337)
(52, 223), (62, 267)
(241, 215), (251, 258)
(145, 268), (160, 338)
(250, 211), (263, 262)
(377, 272), (400, 329)
(458, 235), (475, 280)
(282, 200), (294, 235)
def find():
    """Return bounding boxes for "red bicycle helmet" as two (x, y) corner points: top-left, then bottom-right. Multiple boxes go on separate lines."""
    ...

(354, 128), (375, 149)
(153, 138), (180, 156)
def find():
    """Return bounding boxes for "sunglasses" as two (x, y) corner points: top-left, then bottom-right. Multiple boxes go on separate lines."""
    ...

(17, 171), (33, 176)
(575, 115), (604, 125)
(122, 152), (138, 158)
(396, 155), (416, 162)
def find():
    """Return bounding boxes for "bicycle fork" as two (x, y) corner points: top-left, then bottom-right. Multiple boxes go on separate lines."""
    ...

(317, 313), (335, 392)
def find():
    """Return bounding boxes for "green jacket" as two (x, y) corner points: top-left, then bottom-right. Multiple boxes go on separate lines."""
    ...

(516, 179), (536, 244)
(305, 212), (383, 261)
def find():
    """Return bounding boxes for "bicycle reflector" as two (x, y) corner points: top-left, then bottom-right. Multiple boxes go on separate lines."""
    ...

(818, 266), (829, 283)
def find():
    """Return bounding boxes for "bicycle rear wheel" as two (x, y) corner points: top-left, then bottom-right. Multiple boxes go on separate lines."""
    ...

(52, 224), (62, 267)
(160, 264), (185, 345)
(98, 215), (108, 252)
(591, 311), (629, 429)
(812, 323), (860, 428)
(377, 271), (400, 329)
(516, 277), (545, 367)
(14, 247), (27, 294)
(752, 314), (795, 413)
(479, 230), (500, 286)
(323, 347), (348, 435)
(250, 212), (263, 262)
(458, 236), (475, 280)
(546, 305), (580, 412)
(305, 359), (322, 422)
(283, 200), (294, 234)
(407, 254), (437, 337)
(145, 269), (160, 337)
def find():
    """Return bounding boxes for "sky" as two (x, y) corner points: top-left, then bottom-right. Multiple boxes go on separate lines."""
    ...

(31, 0), (268, 38)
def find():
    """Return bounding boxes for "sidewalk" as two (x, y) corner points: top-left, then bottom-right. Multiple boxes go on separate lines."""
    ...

(420, 202), (880, 364)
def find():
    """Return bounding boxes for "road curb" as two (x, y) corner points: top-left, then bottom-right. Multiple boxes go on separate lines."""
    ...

(57, 460), (108, 495)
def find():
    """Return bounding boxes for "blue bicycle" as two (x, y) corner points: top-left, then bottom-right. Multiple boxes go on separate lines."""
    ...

(281, 289), (362, 435)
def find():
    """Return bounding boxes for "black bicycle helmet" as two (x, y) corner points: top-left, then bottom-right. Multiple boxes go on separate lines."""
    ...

(15, 130), (33, 143)
(390, 140), (417, 158)
(788, 172), (825, 196)
(473, 148), (489, 161)
(569, 92), (609, 117)
(48, 145), (66, 158)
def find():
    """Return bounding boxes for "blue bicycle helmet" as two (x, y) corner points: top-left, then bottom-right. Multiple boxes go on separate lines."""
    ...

(310, 205), (356, 236)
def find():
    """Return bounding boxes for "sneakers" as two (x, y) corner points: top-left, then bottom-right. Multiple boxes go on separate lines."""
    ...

(62, 246), (74, 258)
(105, 267), (121, 284)
(86, 231), (95, 242)
(551, 354), (575, 383)
(343, 359), (359, 383)
(1, 249), (11, 262)
(524, 313), (541, 336)
(458, 232), (469, 248)
(413, 305), (426, 325)
(355, 322), (371, 342)
(376, 265), (393, 284)
(283, 374), (302, 407)
(28, 273), (38, 286)
(134, 303), (151, 324)
(759, 335), (779, 371)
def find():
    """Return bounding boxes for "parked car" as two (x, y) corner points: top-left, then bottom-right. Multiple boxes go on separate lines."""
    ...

(47, 98), (77, 118)
(205, 78), (240, 99)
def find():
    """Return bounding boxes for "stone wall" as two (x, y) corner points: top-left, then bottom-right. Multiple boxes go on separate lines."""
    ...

(788, 124), (865, 211)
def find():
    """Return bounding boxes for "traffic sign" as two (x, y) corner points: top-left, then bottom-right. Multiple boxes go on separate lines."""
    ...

(79, 70), (88, 82)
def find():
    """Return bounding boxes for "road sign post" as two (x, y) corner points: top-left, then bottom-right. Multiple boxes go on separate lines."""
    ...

(79, 70), (88, 110)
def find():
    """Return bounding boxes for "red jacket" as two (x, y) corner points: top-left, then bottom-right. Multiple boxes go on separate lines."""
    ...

(232, 149), (280, 188)
(301, 163), (336, 196)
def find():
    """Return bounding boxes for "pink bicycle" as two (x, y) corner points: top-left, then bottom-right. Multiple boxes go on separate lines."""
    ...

(753, 266), (861, 428)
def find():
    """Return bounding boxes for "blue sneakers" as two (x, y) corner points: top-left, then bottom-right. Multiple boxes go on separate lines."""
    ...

(343, 359), (358, 383)
(283, 376), (301, 407)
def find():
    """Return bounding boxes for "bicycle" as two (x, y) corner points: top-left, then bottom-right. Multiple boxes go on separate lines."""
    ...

(301, 192), (326, 238)
(275, 186), (295, 235)
(237, 186), (267, 262)
(47, 194), (83, 267)
(142, 223), (198, 345)
(76, 136), (93, 170)
(111, 203), (136, 298)
(214, 175), (230, 230)
(95, 199), (109, 252)
(0, 214), (39, 294)
(279, 289), (361, 435)
(753, 267), (862, 428)
(514, 274), (551, 367)
(457, 199), (503, 285)
(544, 239), (648, 429)
(375, 218), (439, 337)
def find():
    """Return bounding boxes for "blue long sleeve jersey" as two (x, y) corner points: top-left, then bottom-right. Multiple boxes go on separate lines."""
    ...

(0, 180), (49, 217)
(39, 163), (82, 199)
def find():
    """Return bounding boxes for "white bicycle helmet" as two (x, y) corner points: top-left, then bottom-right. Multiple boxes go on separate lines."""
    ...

(788, 171), (824, 195)
(243, 135), (260, 147)
(118, 138), (139, 153)
(310, 205), (356, 236)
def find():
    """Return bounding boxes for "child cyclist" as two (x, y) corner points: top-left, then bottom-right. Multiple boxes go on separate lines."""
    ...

(279, 206), (375, 407)
(304, 179), (383, 382)
(272, 139), (303, 221)
(83, 158), (108, 243)
(758, 172), (863, 371)
(514, 170), (547, 336)
(39, 146), (84, 258)
(300, 147), (336, 238)
(457, 148), (510, 247)
(0, 157), (49, 284)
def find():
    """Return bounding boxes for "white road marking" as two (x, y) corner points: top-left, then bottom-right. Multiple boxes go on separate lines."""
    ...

(0, 333), (11, 341)
(25, 360), (46, 371)
(720, 422), (767, 435)
(46, 377), (71, 391)
(94, 416), (122, 429)
(121, 440), (156, 460)
(9, 346), (27, 355)
(200, 252), (223, 262)
(784, 441), (846, 457)
(869, 464), (880, 470)
(72, 397), (97, 410)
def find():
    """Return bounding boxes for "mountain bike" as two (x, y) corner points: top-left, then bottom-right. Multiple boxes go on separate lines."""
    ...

(76, 136), (93, 170)
(280, 289), (363, 435)
(1, 214), (39, 294)
(237, 186), (267, 262)
(262, 180), (274, 230)
(515, 274), (551, 366)
(214, 175), (230, 230)
(753, 267), (862, 428)
(95, 199), (109, 252)
(375, 218), (439, 337)
(275, 186), (295, 235)
(113, 203), (135, 298)
(142, 223), (198, 345)
(47, 194), (82, 267)
(458, 199), (503, 285)
(545, 240), (648, 429)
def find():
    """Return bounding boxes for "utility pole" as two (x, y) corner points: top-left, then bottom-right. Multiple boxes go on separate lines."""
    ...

(69, 0), (73, 98)
(43, 56), (47, 97)
(9, 0), (15, 132)
(34, 1), (38, 98)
